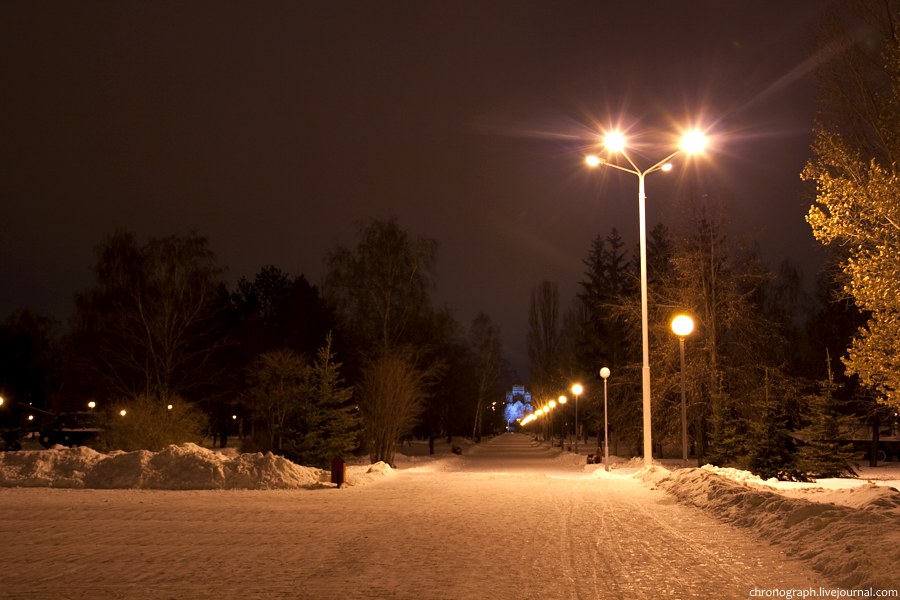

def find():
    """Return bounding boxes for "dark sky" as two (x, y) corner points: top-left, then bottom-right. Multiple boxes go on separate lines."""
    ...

(2, 1), (829, 376)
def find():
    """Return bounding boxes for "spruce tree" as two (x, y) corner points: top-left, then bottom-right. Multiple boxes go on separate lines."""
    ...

(795, 353), (857, 478)
(283, 334), (359, 468)
(746, 370), (801, 480)
(705, 392), (747, 467)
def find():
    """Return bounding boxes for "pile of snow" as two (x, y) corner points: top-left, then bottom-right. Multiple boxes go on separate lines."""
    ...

(0, 444), (390, 490)
(656, 466), (900, 590)
(695, 463), (900, 513)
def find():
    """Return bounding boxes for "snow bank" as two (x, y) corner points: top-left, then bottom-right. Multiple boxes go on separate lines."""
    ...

(0, 444), (348, 490)
(657, 467), (900, 590)
(0, 445), (106, 487)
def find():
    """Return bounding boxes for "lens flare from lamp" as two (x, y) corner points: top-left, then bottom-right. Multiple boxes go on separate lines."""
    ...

(604, 131), (626, 152)
(679, 130), (706, 154)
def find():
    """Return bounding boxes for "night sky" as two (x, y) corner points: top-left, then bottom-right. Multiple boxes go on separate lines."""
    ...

(2, 1), (828, 375)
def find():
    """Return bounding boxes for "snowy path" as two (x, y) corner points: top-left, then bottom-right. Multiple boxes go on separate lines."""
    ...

(0, 434), (825, 599)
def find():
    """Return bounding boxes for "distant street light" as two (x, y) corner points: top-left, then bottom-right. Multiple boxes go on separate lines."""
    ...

(558, 395), (567, 448)
(671, 314), (695, 467)
(586, 129), (707, 466)
(571, 384), (583, 454)
(599, 367), (611, 472)
(87, 401), (96, 410)
(549, 399), (557, 444)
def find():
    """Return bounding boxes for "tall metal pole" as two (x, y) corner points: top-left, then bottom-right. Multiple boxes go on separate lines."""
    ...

(603, 375), (610, 472)
(587, 139), (701, 468)
(679, 336), (688, 467)
(638, 173), (653, 466)
(574, 395), (579, 455)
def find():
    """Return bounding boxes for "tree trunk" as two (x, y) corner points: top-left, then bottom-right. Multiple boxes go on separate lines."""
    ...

(472, 400), (483, 442)
(870, 417), (881, 467)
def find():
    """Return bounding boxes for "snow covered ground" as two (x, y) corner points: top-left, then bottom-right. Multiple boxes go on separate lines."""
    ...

(0, 434), (898, 599)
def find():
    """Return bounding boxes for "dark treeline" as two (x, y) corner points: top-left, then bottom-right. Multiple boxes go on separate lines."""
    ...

(0, 220), (509, 466)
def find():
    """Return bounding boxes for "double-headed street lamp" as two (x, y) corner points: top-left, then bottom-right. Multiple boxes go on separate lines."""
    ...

(586, 129), (707, 466)
(671, 314), (695, 467)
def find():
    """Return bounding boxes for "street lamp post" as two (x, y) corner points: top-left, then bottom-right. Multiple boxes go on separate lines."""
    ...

(570, 384), (582, 453)
(599, 367), (610, 472)
(548, 399), (557, 446)
(558, 395), (568, 448)
(671, 314), (695, 468)
(586, 130), (706, 466)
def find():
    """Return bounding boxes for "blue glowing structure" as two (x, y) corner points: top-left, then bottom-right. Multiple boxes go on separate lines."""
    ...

(504, 384), (533, 431)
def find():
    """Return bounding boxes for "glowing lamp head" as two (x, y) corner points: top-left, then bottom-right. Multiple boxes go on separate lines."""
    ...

(672, 314), (695, 337)
(604, 131), (626, 152)
(600, 367), (611, 380)
(542, 406), (549, 415)
(549, 400), (557, 409)
(585, 154), (602, 168)
(558, 395), (567, 404)
(679, 130), (707, 154)
(87, 401), (96, 409)
(0, 396), (4, 407)
(571, 383), (583, 396)
(661, 163), (673, 172)
(119, 409), (127, 417)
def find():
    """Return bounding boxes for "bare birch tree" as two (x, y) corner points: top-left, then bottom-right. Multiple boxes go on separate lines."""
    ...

(72, 230), (227, 404)
(470, 313), (505, 441)
(527, 280), (561, 403)
(358, 347), (440, 465)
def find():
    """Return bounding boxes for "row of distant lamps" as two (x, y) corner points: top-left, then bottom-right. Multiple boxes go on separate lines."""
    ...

(520, 313), (695, 469)
(0, 397), (238, 422)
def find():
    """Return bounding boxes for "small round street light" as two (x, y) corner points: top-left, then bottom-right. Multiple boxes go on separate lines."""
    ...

(558, 395), (568, 448)
(672, 314), (695, 337)
(571, 384), (583, 454)
(671, 314), (695, 467)
(599, 368), (611, 471)
(548, 400), (558, 445)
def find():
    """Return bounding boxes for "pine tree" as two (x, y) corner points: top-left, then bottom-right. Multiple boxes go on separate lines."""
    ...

(283, 334), (359, 468)
(705, 392), (747, 467)
(746, 370), (802, 481)
(795, 353), (858, 478)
